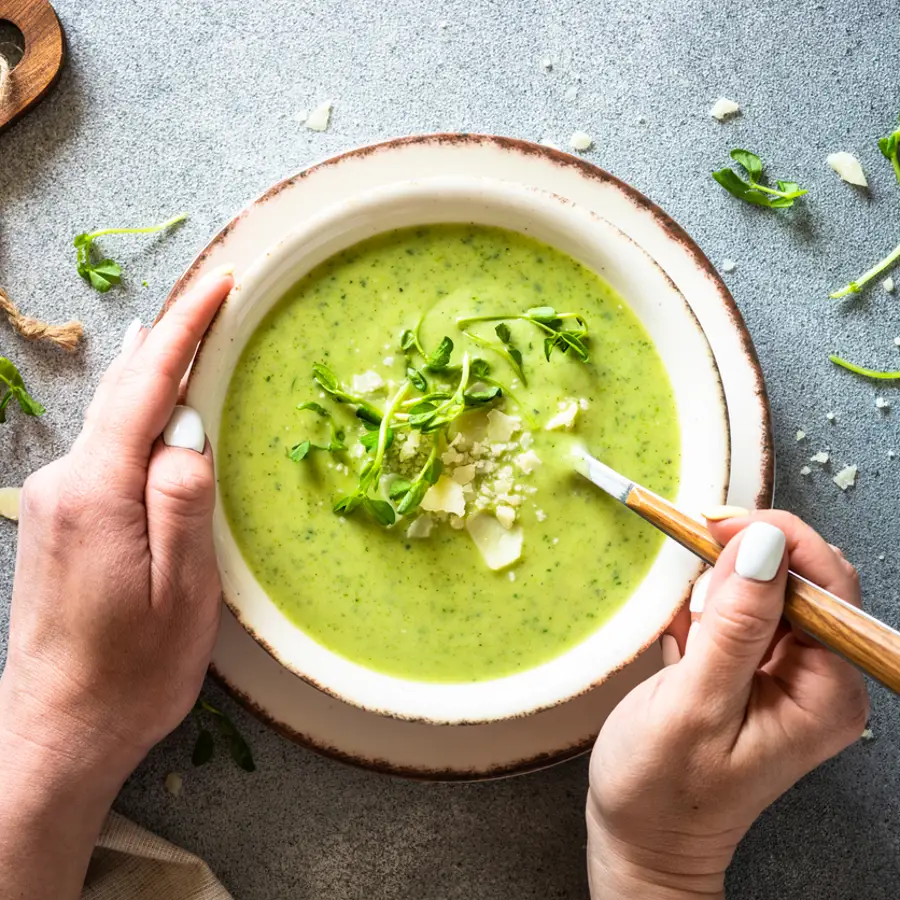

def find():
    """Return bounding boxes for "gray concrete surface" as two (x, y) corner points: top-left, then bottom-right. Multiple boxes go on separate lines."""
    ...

(2, 0), (899, 897)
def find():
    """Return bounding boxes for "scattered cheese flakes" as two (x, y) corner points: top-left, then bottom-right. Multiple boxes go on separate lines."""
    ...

(826, 152), (868, 187)
(405, 515), (434, 539)
(800, 465), (812, 476)
(832, 464), (858, 491)
(722, 259), (736, 273)
(569, 131), (593, 151)
(861, 727), (875, 741)
(383, 355), (395, 366)
(305, 100), (332, 132)
(889, 449), (897, 459)
(540, 56), (553, 71)
(515, 449), (542, 474)
(545, 400), (579, 431)
(466, 514), (523, 570)
(520, 431), (534, 449)
(578, 398), (590, 411)
(535, 509), (547, 522)
(0, 487), (21, 521)
(441, 447), (464, 465)
(350, 370), (384, 394)
(486, 409), (521, 442)
(451, 463), (476, 485)
(796, 430), (806, 442)
(878, 553), (886, 562)
(875, 397), (890, 409)
(709, 97), (740, 120)
(421, 476), (466, 517)
(894, 337), (900, 347)
(508, 571), (516, 582)
(826, 411), (836, 422)
(449, 515), (465, 530)
(883, 277), (895, 293)
(810, 451), (830, 464)
(399, 430), (421, 461)
(539, 139), (560, 150)
(564, 85), (579, 102)
(164, 773), (183, 797)
(496, 505), (516, 529)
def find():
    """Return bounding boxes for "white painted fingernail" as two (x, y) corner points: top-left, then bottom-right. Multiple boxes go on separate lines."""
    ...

(690, 569), (712, 619)
(122, 318), (142, 350)
(735, 522), (786, 582)
(163, 406), (206, 454)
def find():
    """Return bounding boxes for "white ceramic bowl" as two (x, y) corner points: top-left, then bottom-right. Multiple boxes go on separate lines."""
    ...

(187, 176), (730, 725)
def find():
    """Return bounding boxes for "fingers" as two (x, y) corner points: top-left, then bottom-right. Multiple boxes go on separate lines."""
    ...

(81, 269), (233, 465)
(145, 406), (219, 610)
(680, 520), (788, 718)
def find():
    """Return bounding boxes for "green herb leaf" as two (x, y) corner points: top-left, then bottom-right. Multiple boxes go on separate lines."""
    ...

(525, 306), (558, 323)
(878, 115), (900, 184)
(360, 427), (394, 452)
(312, 363), (340, 394)
(470, 358), (492, 379)
(730, 148), (763, 180)
(465, 385), (502, 406)
(388, 478), (412, 499)
(192, 729), (215, 766)
(297, 401), (330, 416)
(74, 213), (186, 293)
(396, 480), (429, 515)
(829, 354), (900, 379)
(426, 336), (454, 370)
(407, 366), (428, 391)
(334, 494), (364, 515)
(364, 497), (396, 526)
(495, 322), (512, 344)
(400, 329), (417, 350)
(712, 152), (807, 209)
(288, 440), (313, 461)
(194, 699), (255, 773)
(0, 358), (46, 423)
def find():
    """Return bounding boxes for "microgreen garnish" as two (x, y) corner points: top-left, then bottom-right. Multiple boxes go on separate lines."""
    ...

(399, 325), (454, 371)
(312, 363), (383, 425)
(192, 699), (255, 773)
(74, 213), (187, 292)
(0, 358), (45, 424)
(712, 149), (808, 209)
(395, 434), (443, 515)
(455, 306), (589, 385)
(879, 114), (900, 184)
(287, 402), (346, 461)
(829, 241), (900, 298)
(829, 354), (900, 380)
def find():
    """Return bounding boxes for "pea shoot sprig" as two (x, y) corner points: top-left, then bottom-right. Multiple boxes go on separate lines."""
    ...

(829, 241), (900, 299)
(879, 114), (900, 184)
(712, 149), (807, 209)
(74, 213), (187, 292)
(0, 358), (45, 424)
(455, 305), (590, 386)
(829, 355), (900, 381)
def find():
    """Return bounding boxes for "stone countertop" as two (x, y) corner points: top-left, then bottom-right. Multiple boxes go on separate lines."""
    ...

(1, 0), (899, 897)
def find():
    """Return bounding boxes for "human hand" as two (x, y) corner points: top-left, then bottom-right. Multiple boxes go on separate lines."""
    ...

(585, 510), (869, 899)
(0, 268), (233, 783)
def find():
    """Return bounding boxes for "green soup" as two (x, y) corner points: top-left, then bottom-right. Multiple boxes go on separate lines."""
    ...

(219, 224), (680, 683)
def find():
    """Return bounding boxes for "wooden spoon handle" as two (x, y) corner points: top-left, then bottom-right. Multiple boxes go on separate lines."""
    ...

(786, 573), (900, 693)
(627, 486), (900, 693)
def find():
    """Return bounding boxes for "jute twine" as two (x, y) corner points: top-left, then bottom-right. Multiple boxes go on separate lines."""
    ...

(0, 288), (84, 351)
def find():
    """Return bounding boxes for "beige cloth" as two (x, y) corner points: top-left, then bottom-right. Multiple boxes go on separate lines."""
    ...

(83, 812), (232, 900)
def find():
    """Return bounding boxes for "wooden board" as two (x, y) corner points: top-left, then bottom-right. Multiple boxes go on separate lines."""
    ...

(0, 0), (64, 132)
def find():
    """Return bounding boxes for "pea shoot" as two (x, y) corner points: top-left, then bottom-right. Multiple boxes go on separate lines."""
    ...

(879, 114), (900, 184)
(712, 149), (807, 209)
(829, 354), (900, 380)
(0, 357), (45, 424)
(829, 241), (900, 299)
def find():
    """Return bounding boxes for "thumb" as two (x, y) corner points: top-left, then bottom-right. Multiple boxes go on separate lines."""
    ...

(145, 406), (218, 604)
(681, 521), (788, 720)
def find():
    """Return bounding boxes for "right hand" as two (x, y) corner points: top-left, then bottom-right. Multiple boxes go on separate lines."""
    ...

(586, 510), (869, 899)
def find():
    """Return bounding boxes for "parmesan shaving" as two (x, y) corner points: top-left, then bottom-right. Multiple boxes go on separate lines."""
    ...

(709, 97), (740, 120)
(486, 409), (521, 442)
(0, 487), (21, 521)
(406, 515), (434, 539)
(826, 152), (868, 187)
(466, 514), (523, 570)
(421, 476), (466, 517)
(545, 400), (579, 431)
(350, 370), (384, 394)
(832, 465), (858, 491)
(569, 131), (593, 151)
(305, 100), (333, 132)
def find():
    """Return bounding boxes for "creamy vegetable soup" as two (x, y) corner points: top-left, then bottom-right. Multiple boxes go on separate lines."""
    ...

(219, 224), (680, 682)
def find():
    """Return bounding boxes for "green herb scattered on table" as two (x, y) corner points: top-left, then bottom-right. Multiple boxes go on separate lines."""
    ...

(829, 354), (900, 380)
(878, 114), (900, 184)
(712, 149), (808, 209)
(191, 699), (255, 773)
(74, 213), (187, 293)
(829, 241), (900, 299)
(0, 357), (45, 424)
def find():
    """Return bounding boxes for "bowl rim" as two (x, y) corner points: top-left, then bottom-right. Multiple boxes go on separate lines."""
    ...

(183, 171), (731, 725)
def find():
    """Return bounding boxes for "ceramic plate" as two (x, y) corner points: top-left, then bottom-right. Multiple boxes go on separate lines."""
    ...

(161, 134), (773, 780)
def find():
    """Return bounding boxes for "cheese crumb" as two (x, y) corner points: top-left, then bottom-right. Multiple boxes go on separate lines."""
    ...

(164, 773), (183, 797)
(722, 259), (736, 273)
(515, 449), (542, 474)
(535, 509), (547, 522)
(878, 553), (886, 562)
(709, 97), (740, 120)
(889, 449), (896, 459)
(305, 100), (333, 132)
(421, 476), (466, 517)
(540, 56), (553, 71)
(894, 337), (900, 347)
(496, 505), (516, 529)
(795, 430), (806, 442)
(800, 465), (812, 476)
(875, 397), (890, 410)
(832, 464), (858, 491)
(861, 727), (875, 740)
(451, 464), (476, 485)
(565, 85), (579, 102)
(826, 411), (836, 422)
(406, 515), (434, 539)
(486, 409), (521, 442)
(399, 430), (421, 461)
(826, 151), (868, 187)
(0, 487), (21, 521)
(449, 515), (465, 530)
(545, 400), (579, 431)
(351, 370), (384, 394)
(569, 131), (593, 151)
(466, 514), (523, 570)
(810, 451), (830, 464)
(883, 277), (895, 293)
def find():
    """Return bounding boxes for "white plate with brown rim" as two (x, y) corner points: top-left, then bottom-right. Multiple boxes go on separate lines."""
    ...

(161, 134), (774, 780)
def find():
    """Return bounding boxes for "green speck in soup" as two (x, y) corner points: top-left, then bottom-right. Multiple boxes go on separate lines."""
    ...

(218, 224), (680, 683)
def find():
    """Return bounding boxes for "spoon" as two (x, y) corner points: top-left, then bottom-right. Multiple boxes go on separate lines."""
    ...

(575, 449), (900, 695)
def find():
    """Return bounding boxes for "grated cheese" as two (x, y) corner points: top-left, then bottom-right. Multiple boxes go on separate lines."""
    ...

(305, 100), (333, 132)
(832, 464), (858, 491)
(810, 451), (830, 464)
(826, 152), (868, 187)
(421, 476), (466, 517)
(796, 430), (806, 442)
(545, 400), (580, 431)
(883, 277), (895, 293)
(466, 514), (523, 570)
(722, 259), (736, 273)
(164, 773), (183, 797)
(569, 131), (593, 151)
(406, 515), (434, 539)
(800, 465), (812, 476)
(709, 97), (740, 120)
(350, 370), (384, 394)
(515, 449), (542, 474)
(0, 487), (21, 521)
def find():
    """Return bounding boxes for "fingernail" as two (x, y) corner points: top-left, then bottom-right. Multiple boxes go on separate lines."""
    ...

(661, 634), (681, 666)
(702, 504), (750, 521)
(690, 569), (712, 619)
(735, 522), (786, 582)
(163, 406), (206, 454)
(122, 318), (142, 350)
(203, 263), (235, 283)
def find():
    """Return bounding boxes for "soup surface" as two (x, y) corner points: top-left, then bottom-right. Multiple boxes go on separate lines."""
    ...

(219, 224), (680, 682)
